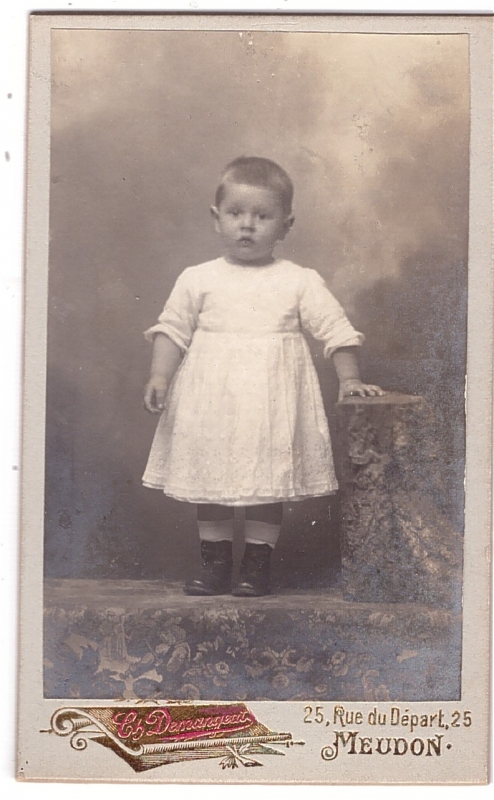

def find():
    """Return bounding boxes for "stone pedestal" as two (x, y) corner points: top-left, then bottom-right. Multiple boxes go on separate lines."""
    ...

(335, 395), (463, 608)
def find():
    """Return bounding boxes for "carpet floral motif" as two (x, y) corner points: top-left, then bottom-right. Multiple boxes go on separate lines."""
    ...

(44, 602), (460, 702)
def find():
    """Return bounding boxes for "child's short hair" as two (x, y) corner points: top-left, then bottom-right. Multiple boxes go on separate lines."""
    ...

(215, 156), (294, 215)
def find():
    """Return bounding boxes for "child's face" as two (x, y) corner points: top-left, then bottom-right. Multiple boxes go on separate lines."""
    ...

(211, 182), (294, 265)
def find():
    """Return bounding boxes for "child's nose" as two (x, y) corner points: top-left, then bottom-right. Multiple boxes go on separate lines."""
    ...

(240, 214), (255, 229)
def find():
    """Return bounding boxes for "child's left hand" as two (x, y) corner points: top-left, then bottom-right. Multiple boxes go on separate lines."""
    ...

(338, 379), (386, 403)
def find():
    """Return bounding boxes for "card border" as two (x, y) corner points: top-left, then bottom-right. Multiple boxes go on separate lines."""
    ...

(17, 12), (492, 784)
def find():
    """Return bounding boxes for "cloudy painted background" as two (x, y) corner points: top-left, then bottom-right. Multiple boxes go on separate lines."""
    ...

(45, 30), (469, 580)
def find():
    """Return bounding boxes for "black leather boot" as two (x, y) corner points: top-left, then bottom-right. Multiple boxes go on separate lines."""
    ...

(232, 543), (272, 597)
(184, 540), (233, 596)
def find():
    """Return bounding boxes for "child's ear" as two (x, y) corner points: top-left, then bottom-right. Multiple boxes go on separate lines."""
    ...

(280, 214), (295, 240)
(210, 205), (221, 232)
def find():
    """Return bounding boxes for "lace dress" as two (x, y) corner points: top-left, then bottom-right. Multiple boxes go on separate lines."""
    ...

(142, 258), (364, 505)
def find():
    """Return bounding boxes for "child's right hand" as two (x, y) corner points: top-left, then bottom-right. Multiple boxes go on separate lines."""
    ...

(143, 376), (168, 414)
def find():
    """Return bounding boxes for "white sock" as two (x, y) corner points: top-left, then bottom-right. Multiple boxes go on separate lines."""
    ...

(198, 519), (234, 542)
(244, 520), (281, 549)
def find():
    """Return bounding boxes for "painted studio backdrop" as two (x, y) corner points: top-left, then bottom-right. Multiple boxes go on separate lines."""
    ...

(45, 30), (468, 590)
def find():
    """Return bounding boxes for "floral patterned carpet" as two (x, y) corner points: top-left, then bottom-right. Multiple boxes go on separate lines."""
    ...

(44, 579), (461, 702)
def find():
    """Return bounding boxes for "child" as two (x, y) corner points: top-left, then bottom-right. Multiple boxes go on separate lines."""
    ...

(143, 156), (384, 597)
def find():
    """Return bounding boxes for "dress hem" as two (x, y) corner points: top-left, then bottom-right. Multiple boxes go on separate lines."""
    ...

(141, 481), (338, 504)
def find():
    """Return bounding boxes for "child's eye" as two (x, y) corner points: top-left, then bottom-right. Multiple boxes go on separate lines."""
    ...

(258, 214), (266, 220)
(229, 210), (240, 217)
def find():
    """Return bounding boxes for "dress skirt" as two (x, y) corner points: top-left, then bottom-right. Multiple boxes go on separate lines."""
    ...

(142, 328), (338, 505)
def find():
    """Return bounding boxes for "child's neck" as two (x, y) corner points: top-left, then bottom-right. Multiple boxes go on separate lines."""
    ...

(224, 253), (277, 267)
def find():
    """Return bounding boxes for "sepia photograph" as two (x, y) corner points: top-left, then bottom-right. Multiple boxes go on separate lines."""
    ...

(17, 12), (491, 784)
(44, 24), (467, 703)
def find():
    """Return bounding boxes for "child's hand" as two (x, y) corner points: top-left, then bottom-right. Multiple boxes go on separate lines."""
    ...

(143, 376), (169, 414)
(338, 379), (386, 403)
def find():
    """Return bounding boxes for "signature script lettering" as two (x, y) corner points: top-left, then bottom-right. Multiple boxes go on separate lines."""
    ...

(111, 707), (254, 743)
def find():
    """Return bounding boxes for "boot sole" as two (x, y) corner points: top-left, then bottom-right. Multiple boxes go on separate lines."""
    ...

(231, 587), (271, 597)
(183, 586), (231, 596)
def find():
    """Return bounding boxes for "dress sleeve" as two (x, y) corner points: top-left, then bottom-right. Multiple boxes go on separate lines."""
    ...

(144, 268), (201, 353)
(299, 269), (365, 358)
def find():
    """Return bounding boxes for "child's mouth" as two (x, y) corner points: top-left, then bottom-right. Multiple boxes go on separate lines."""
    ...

(238, 238), (254, 246)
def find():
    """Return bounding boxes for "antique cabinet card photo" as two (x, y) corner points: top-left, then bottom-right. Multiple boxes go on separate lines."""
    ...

(17, 13), (492, 784)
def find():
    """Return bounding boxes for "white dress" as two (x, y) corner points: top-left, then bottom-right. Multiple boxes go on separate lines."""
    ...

(142, 258), (364, 505)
